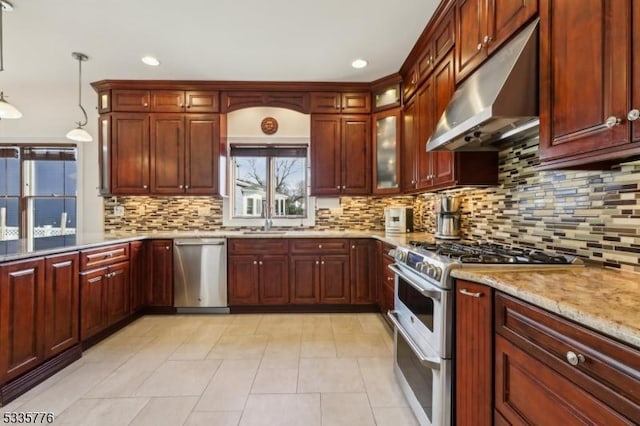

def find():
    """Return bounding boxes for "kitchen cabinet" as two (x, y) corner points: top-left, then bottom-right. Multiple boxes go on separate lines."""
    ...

(538, 0), (640, 169)
(150, 114), (220, 194)
(372, 81), (401, 112)
(349, 239), (377, 304)
(373, 108), (401, 194)
(146, 240), (173, 307)
(43, 253), (79, 359)
(0, 258), (45, 383)
(289, 239), (350, 304)
(221, 91), (310, 113)
(109, 89), (219, 113)
(455, 280), (492, 426)
(310, 115), (371, 196)
(110, 113), (150, 195)
(310, 92), (371, 114)
(80, 244), (131, 340)
(401, 97), (418, 192)
(129, 240), (146, 313)
(227, 239), (289, 305)
(417, 5), (455, 85)
(379, 243), (395, 317)
(455, 0), (537, 83)
(494, 292), (640, 424)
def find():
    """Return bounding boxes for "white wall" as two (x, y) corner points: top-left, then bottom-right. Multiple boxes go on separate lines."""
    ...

(227, 107), (310, 138)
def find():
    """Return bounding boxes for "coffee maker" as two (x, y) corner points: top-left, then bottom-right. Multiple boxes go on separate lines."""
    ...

(435, 194), (461, 239)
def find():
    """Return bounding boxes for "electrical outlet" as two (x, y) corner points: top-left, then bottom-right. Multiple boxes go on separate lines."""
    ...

(197, 207), (210, 217)
(113, 206), (125, 217)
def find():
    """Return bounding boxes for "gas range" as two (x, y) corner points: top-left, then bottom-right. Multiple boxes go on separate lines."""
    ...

(389, 240), (584, 290)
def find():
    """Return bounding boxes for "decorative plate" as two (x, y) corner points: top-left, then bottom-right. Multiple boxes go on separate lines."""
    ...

(261, 117), (278, 135)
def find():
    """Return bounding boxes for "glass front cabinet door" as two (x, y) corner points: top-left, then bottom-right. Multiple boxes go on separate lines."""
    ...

(373, 107), (401, 194)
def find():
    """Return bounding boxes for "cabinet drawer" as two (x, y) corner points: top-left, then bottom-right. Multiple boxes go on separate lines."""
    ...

(112, 90), (150, 112)
(289, 239), (348, 254)
(228, 238), (288, 255)
(495, 292), (640, 421)
(80, 243), (130, 271)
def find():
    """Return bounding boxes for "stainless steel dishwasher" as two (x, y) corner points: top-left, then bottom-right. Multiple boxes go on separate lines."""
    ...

(173, 238), (229, 313)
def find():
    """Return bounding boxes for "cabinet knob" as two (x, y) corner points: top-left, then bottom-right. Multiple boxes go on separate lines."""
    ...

(351, 245), (355, 249)
(321, 261), (325, 265)
(315, 260), (320, 265)
(253, 260), (258, 265)
(387, 277), (393, 281)
(628, 109), (640, 122)
(165, 246), (170, 250)
(477, 43), (483, 51)
(143, 184), (148, 189)
(185, 185), (189, 189)
(186, 105), (191, 109)
(482, 35), (493, 46)
(143, 103), (148, 107)
(179, 185), (183, 189)
(336, 186), (340, 189)
(411, 180), (416, 184)
(566, 351), (585, 366)
(318, 244), (322, 248)
(259, 261), (263, 265)
(342, 185), (346, 189)
(605, 116), (622, 128)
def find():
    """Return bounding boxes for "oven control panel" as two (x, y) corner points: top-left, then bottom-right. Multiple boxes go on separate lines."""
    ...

(390, 247), (444, 283)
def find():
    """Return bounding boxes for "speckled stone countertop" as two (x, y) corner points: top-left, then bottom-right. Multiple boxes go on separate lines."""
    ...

(451, 267), (640, 349)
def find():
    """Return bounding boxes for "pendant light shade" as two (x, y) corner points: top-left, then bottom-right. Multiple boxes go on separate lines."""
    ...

(66, 52), (92, 142)
(0, 0), (21, 119)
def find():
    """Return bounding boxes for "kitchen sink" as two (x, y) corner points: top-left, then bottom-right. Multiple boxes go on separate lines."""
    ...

(241, 230), (287, 235)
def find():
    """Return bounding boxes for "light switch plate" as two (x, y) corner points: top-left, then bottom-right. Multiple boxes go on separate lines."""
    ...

(113, 205), (125, 217)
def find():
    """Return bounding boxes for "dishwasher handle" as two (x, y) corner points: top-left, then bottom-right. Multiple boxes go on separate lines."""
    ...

(174, 239), (225, 246)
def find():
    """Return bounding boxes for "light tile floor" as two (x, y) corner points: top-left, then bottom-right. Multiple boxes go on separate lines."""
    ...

(0, 313), (418, 426)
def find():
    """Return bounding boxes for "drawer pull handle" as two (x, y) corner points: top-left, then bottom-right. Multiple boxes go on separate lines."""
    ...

(459, 288), (482, 298)
(566, 351), (585, 366)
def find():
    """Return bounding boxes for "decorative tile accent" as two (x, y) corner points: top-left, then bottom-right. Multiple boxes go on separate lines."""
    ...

(104, 136), (640, 271)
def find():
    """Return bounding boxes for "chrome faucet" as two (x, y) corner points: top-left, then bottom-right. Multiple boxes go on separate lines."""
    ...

(262, 200), (272, 231)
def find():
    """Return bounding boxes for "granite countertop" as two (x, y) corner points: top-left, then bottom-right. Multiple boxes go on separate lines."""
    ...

(451, 267), (640, 349)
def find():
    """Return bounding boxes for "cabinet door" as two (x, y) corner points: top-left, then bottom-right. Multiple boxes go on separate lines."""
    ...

(112, 90), (150, 112)
(111, 113), (150, 194)
(106, 262), (130, 325)
(373, 108), (401, 194)
(151, 90), (185, 112)
(80, 268), (108, 340)
(349, 240), (377, 304)
(129, 240), (146, 313)
(431, 53), (456, 187)
(401, 98), (418, 192)
(416, 81), (435, 190)
(289, 255), (320, 304)
(185, 114), (219, 194)
(455, 280), (492, 426)
(259, 255), (289, 305)
(147, 240), (173, 307)
(310, 92), (341, 113)
(341, 93), (371, 114)
(341, 115), (371, 194)
(228, 255), (260, 305)
(456, 0), (488, 83)
(488, 0), (537, 55)
(310, 115), (341, 195)
(539, 0), (631, 164)
(150, 114), (185, 194)
(320, 255), (350, 304)
(185, 91), (219, 113)
(633, 1), (640, 144)
(43, 253), (79, 359)
(0, 259), (45, 383)
(495, 335), (631, 424)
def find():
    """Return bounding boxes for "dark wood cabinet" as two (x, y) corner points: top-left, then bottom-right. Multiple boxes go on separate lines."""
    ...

(379, 243), (395, 317)
(456, 0), (537, 83)
(146, 240), (173, 307)
(372, 108), (401, 194)
(112, 90), (150, 112)
(401, 97), (418, 192)
(228, 239), (289, 306)
(0, 259), (45, 383)
(43, 253), (79, 359)
(495, 292), (640, 424)
(105, 262), (130, 324)
(455, 280), (493, 426)
(310, 92), (371, 114)
(150, 114), (220, 195)
(349, 239), (377, 304)
(538, 0), (640, 169)
(633, 0), (640, 144)
(80, 267), (108, 340)
(289, 255), (320, 304)
(221, 91), (310, 113)
(111, 113), (150, 195)
(319, 255), (350, 304)
(151, 90), (219, 113)
(129, 240), (146, 313)
(310, 115), (371, 195)
(418, 5), (455, 84)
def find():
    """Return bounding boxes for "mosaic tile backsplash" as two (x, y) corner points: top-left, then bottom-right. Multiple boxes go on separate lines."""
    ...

(104, 136), (640, 271)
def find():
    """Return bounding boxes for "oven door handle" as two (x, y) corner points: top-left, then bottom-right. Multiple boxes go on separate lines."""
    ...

(387, 310), (441, 370)
(388, 264), (441, 301)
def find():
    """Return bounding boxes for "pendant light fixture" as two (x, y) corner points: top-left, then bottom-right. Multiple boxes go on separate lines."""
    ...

(0, 0), (21, 119)
(66, 52), (92, 142)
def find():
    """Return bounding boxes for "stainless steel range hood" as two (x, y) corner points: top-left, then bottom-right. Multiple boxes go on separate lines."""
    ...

(426, 19), (539, 152)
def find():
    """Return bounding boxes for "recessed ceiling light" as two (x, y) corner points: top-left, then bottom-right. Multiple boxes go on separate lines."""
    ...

(351, 59), (368, 69)
(141, 56), (160, 66)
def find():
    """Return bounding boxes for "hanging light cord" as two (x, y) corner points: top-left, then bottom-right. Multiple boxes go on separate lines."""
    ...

(74, 53), (88, 127)
(0, 1), (5, 72)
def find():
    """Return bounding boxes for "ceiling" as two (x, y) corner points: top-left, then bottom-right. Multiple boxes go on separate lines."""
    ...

(0, 0), (438, 141)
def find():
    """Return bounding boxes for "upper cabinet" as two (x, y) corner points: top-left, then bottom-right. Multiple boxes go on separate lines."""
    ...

(105, 89), (219, 113)
(373, 108), (401, 194)
(456, 0), (537, 83)
(538, 0), (640, 169)
(310, 92), (371, 114)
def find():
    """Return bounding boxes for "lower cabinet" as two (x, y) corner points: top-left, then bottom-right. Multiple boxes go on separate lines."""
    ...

(289, 255), (350, 304)
(378, 242), (395, 316)
(349, 239), (377, 304)
(146, 239), (173, 307)
(318, 255), (350, 304)
(129, 240), (146, 313)
(0, 258), (46, 383)
(228, 254), (289, 305)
